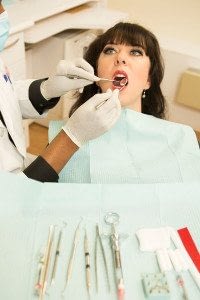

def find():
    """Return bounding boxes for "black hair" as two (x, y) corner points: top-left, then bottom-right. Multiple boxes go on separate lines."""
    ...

(69, 22), (166, 119)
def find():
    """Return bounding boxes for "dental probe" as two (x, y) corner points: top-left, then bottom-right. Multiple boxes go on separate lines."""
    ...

(50, 229), (63, 286)
(104, 212), (125, 300)
(95, 79), (127, 110)
(67, 74), (127, 87)
(99, 78), (114, 82)
(67, 74), (114, 81)
(62, 219), (82, 294)
(84, 229), (91, 295)
(38, 225), (55, 300)
(99, 78), (128, 86)
(95, 224), (110, 292)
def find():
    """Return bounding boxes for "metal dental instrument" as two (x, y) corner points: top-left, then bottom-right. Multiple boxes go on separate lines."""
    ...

(67, 74), (126, 110)
(84, 229), (91, 295)
(100, 77), (128, 85)
(95, 78), (127, 110)
(62, 219), (82, 294)
(95, 224), (110, 293)
(35, 252), (45, 293)
(67, 74), (127, 86)
(104, 212), (125, 300)
(37, 225), (55, 300)
(99, 77), (114, 82)
(95, 100), (109, 110)
(67, 74), (114, 82)
(50, 228), (63, 286)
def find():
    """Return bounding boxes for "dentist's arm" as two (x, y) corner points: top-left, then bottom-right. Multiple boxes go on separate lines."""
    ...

(23, 89), (121, 182)
(17, 58), (99, 118)
(39, 58), (99, 100)
(23, 130), (78, 182)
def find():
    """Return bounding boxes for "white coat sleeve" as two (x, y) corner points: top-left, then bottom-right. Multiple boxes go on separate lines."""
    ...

(13, 79), (43, 119)
(13, 79), (60, 119)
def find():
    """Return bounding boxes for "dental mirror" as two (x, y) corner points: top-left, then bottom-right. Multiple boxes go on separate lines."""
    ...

(104, 212), (120, 226)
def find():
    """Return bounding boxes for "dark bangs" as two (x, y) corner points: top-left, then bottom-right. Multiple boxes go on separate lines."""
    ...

(104, 23), (149, 53)
(84, 22), (158, 74)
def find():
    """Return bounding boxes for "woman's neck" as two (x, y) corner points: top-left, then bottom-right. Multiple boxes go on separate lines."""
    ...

(122, 101), (142, 112)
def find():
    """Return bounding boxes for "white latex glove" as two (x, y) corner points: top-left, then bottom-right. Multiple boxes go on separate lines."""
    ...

(40, 58), (99, 99)
(62, 89), (121, 147)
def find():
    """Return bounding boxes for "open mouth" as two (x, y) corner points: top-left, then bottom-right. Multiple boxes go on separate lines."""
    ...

(112, 72), (128, 89)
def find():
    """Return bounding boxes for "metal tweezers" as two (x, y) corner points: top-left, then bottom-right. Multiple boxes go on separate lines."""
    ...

(94, 224), (110, 292)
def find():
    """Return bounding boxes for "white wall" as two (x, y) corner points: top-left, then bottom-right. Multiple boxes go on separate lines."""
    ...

(108, 0), (200, 131)
(108, 0), (200, 46)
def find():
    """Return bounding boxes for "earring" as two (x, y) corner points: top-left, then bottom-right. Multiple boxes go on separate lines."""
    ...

(142, 90), (146, 99)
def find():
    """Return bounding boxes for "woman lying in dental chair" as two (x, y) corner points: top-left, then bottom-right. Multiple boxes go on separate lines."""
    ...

(49, 22), (200, 183)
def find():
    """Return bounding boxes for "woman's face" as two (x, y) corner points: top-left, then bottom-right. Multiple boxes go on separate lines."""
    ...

(97, 43), (151, 111)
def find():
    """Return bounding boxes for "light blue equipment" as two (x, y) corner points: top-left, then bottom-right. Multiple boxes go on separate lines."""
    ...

(0, 11), (10, 52)
(142, 272), (170, 300)
(49, 109), (200, 183)
(0, 171), (200, 299)
(2, 0), (16, 6)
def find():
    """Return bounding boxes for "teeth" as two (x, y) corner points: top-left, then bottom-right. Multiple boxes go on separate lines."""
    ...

(114, 74), (126, 80)
(116, 74), (125, 78)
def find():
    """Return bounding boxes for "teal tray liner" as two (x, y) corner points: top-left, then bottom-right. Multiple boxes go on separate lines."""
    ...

(0, 171), (200, 299)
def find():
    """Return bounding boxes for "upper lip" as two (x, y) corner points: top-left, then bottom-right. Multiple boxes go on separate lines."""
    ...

(112, 70), (128, 81)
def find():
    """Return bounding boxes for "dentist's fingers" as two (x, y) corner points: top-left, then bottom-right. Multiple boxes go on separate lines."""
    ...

(68, 66), (99, 81)
(97, 102), (121, 133)
(73, 58), (100, 81)
(85, 89), (113, 109)
(96, 89), (120, 112)
(74, 58), (94, 74)
(56, 59), (99, 82)
(104, 107), (121, 129)
(95, 89), (121, 127)
(62, 89), (121, 146)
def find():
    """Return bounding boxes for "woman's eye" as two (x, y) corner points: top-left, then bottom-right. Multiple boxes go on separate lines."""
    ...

(103, 47), (116, 54)
(130, 49), (143, 56)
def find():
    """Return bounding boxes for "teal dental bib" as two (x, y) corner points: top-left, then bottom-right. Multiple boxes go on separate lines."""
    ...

(49, 109), (200, 183)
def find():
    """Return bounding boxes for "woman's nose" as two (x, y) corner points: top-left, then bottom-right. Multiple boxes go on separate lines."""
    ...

(114, 56), (126, 66)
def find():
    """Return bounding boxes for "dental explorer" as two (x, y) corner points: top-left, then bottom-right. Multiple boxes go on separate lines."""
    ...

(62, 219), (82, 294)
(104, 212), (125, 300)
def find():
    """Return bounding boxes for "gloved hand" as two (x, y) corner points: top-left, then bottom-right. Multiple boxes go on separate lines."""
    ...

(62, 89), (121, 147)
(40, 58), (99, 100)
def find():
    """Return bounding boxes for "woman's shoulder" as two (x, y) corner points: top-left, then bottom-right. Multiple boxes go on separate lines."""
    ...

(141, 114), (199, 149)
(148, 115), (199, 146)
(127, 109), (194, 131)
(156, 117), (195, 135)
